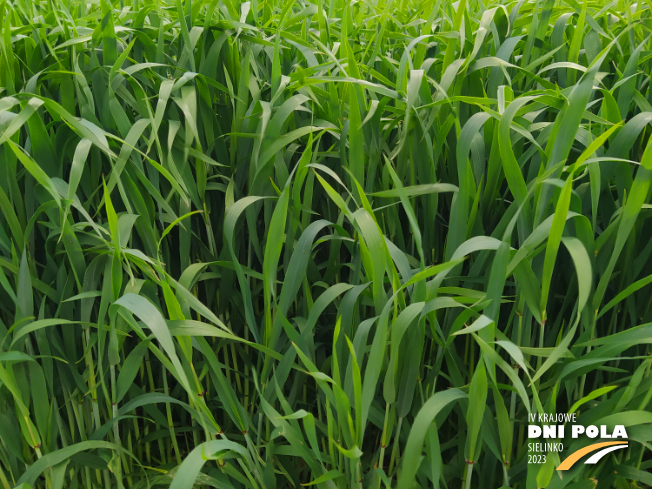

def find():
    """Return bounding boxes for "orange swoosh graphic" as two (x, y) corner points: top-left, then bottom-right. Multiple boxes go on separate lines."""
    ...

(557, 441), (628, 470)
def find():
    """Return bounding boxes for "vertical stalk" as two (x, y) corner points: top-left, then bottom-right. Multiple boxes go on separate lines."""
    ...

(162, 370), (182, 465)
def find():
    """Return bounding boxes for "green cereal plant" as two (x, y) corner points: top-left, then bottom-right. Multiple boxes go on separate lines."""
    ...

(0, 0), (652, 487)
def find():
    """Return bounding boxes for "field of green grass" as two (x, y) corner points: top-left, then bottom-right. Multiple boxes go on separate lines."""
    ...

(1, 0), (652, 487)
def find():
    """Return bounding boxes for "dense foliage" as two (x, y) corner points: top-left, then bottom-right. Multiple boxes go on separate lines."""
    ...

(1, 0), (652, 487)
